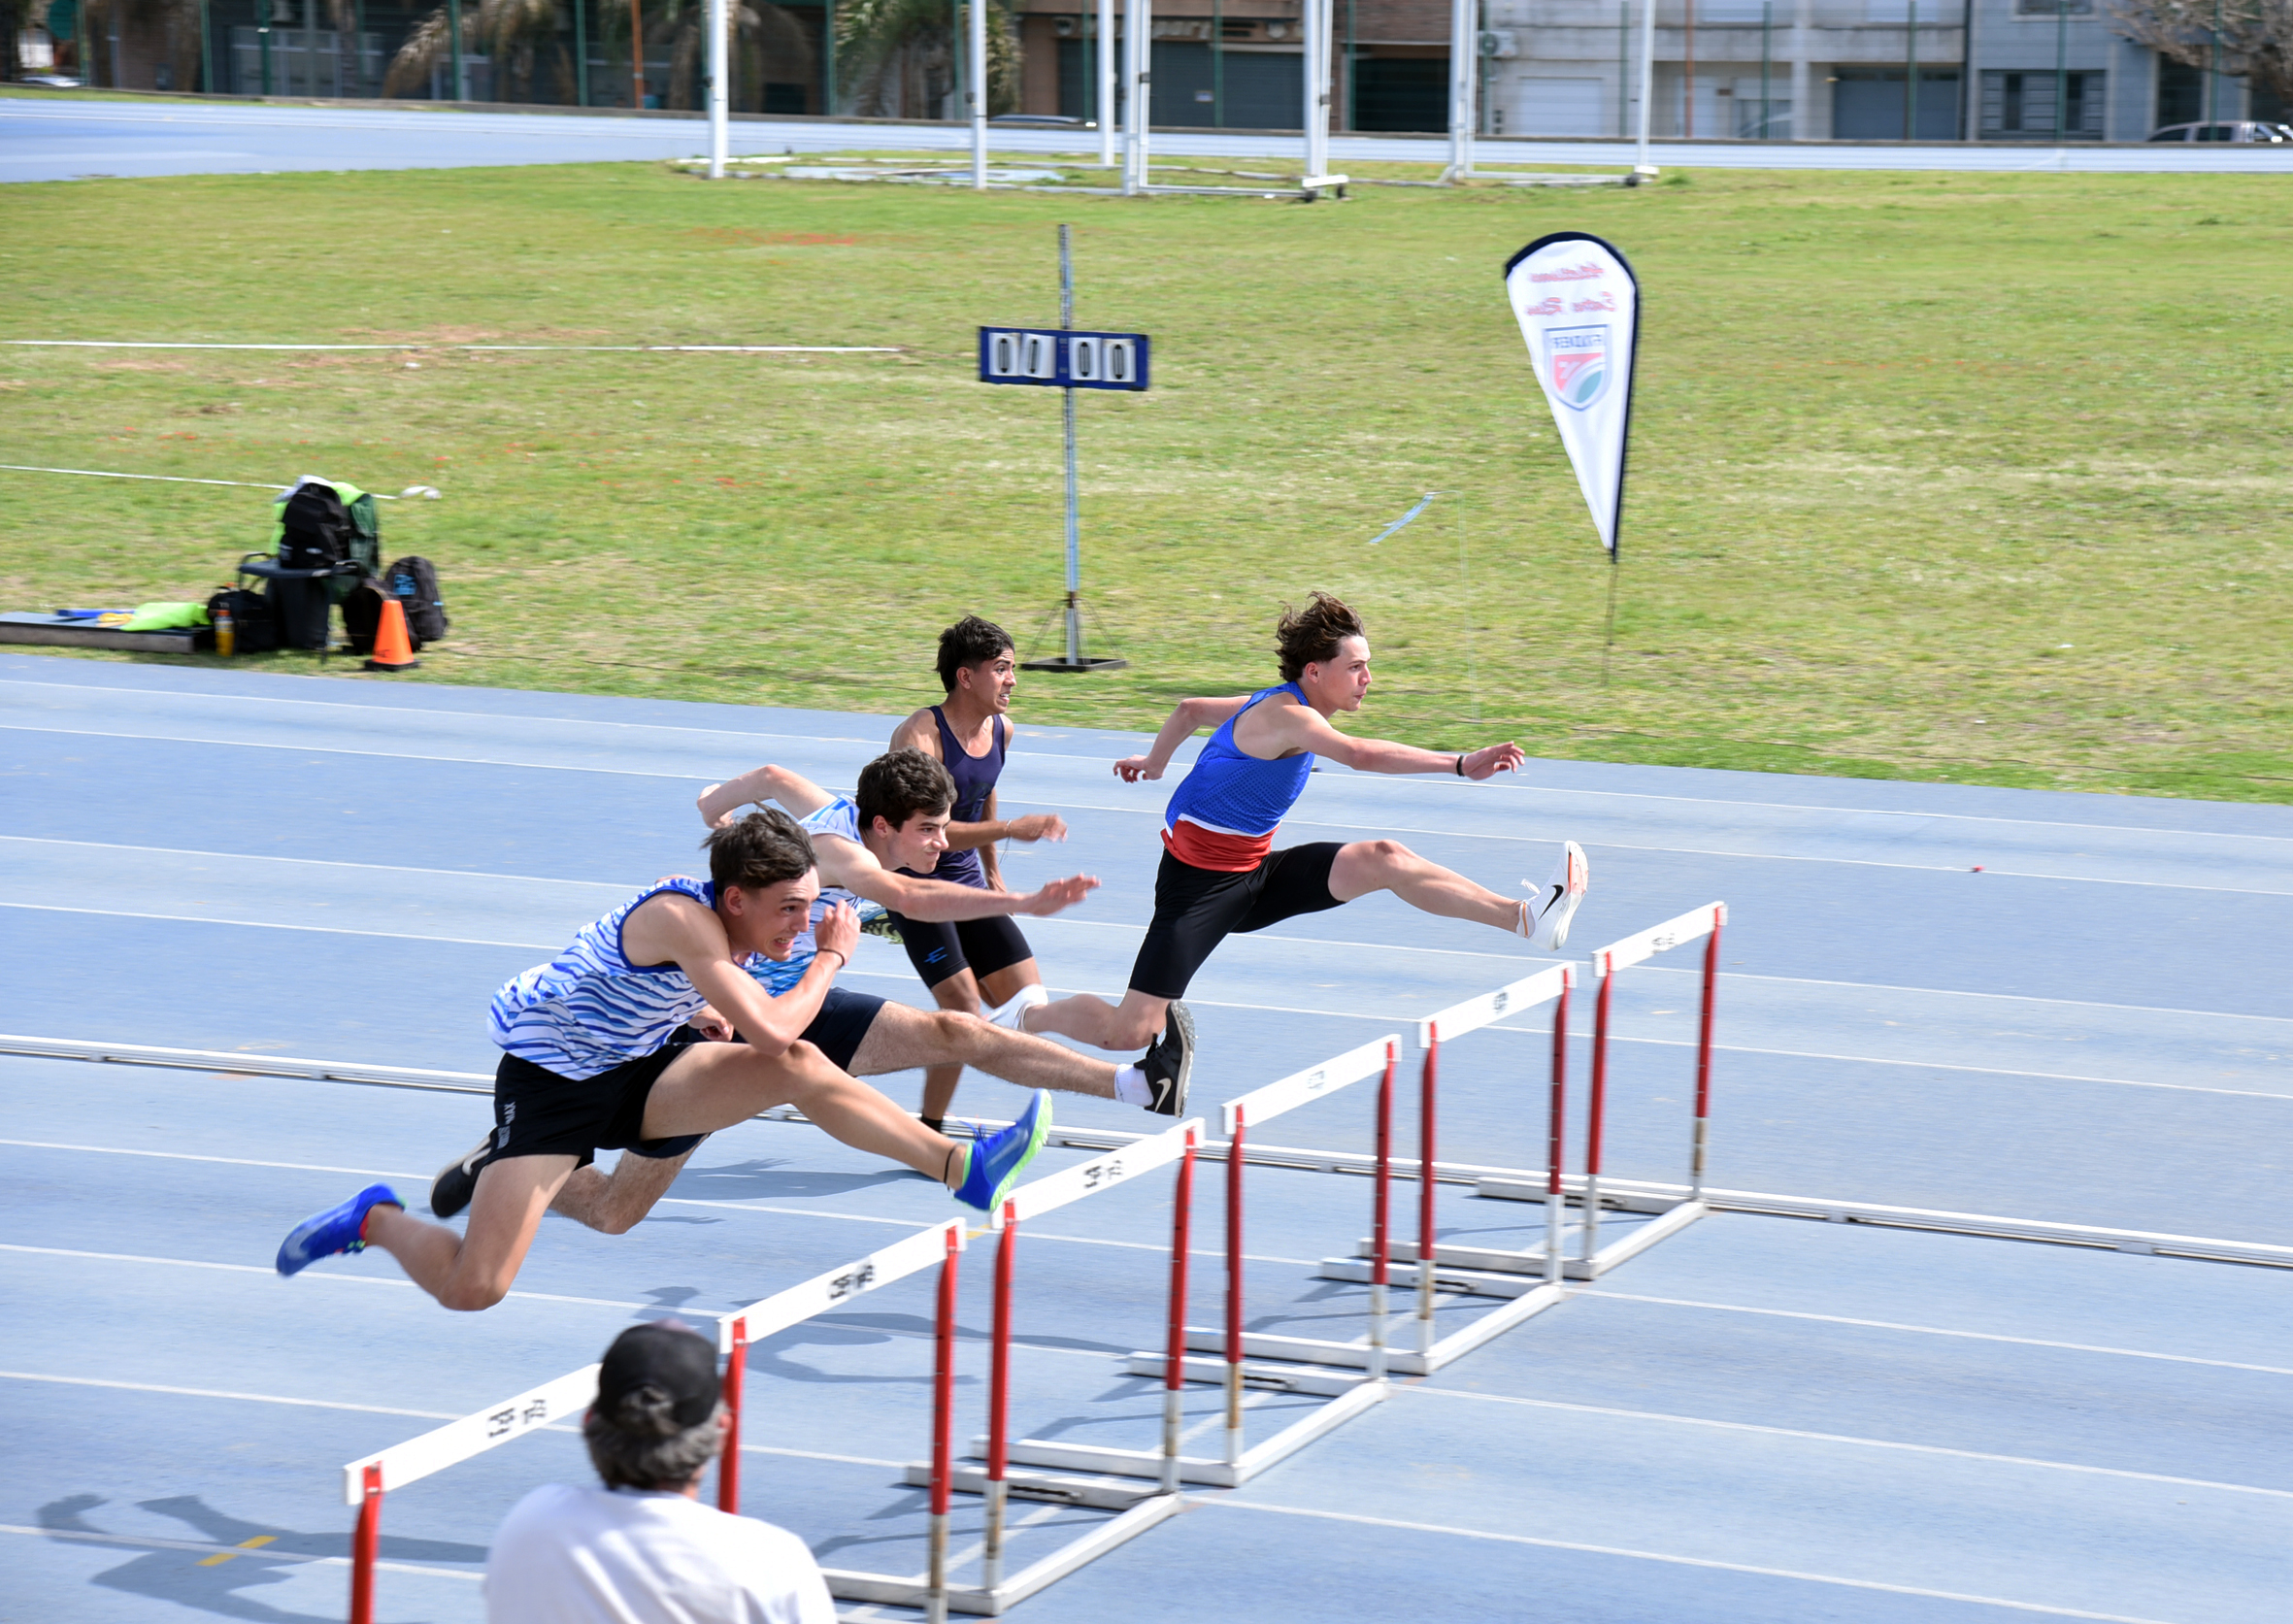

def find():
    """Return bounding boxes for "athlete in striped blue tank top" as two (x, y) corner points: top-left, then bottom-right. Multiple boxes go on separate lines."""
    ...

(274, 811), (1058, 1310)
(1023, 592), (1591, 1056)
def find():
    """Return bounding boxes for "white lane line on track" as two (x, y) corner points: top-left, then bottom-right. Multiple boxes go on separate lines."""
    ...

(0, 1371), (910, 1469)
(0, 1144), (1322, 1266)
(10, 675), (2290, 844)
(1479, 1032), (2293, 1103)
(1579, 1291), (2293, 1377)
(11, 715), (2289, 896)
(1211, 1502), (2193, 1624)
(0, 1521), (483, 1581)
(0, 1242), (650, 1309)
(1405, 1387), (2293, 1501)
(0, 833), (636, 889)
(8, 891), (2289, 1039)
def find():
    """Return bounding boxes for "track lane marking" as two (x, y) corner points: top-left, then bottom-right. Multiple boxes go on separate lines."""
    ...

(9, 677), (2287, 845)
(0, 1520), (484, 1580)
(1579, 1290), (2293, 1376)
(1213, 1502), (2197, 1624)
(1404, 1387), (2293, 1500)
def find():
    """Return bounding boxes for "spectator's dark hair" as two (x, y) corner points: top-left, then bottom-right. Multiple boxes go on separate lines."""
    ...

(1276, 592), (1369, 682)
(937, 615), (1015, 693)
(856, 747), (956, 832)
(704, 809), (815, 893)
(582, 1391), (726, 1491)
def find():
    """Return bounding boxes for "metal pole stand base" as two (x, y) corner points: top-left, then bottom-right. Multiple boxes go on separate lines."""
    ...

(1020, 655), (1128, 673)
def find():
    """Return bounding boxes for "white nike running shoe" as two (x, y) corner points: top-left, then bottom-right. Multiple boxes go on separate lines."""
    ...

(1520, 842), (1589, 951)
(983, 983), (1051, 1032)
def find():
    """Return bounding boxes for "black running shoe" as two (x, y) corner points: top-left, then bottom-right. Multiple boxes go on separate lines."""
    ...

(429, 1133), (496, 1219)
(1141, 1002), (1195, 1116)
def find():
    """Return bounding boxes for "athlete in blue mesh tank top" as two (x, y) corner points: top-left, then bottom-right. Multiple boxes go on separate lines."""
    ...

(1021, 592), (1592, 1057)
(273, 811), (1059, 1312)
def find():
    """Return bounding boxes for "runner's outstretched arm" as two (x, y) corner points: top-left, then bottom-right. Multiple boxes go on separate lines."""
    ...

(698, 764), (832, 827)
(814, 832), (1098, 923)
(1113, 695), (1252, 783)
(1250, 702), (1526, 780)
(621, 889), (852, 1055)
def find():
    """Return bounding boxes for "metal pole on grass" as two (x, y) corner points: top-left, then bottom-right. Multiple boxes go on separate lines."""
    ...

(1060, 226), (1081, 664)
(1121, 0), (1146, 191)
(968, 0), (988, 186)
(1161, 1129), (1197, 1495)
(1098, 0), (1116, 165)
(1444, 0), (1474, 177)
(1634, 0), (1655, 170)
(707, 0), (728, 177)
(1303, 0), (1332, 180)
(199, 0), (214, 92)
(1224, 1104), (1246, 1468)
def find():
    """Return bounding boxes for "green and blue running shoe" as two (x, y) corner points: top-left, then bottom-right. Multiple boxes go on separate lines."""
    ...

(952, 1092), (1052, 1212)
(277, 1183), (403, 1276)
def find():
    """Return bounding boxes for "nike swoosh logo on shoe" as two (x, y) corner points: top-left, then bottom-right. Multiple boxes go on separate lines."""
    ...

(1547, 884), (1564, 913)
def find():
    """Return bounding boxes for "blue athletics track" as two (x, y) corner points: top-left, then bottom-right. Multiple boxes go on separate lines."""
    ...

(3, 648), (2289, 1624)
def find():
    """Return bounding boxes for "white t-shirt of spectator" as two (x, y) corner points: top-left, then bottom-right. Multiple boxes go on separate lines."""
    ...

(486, 1482), (836, 1624)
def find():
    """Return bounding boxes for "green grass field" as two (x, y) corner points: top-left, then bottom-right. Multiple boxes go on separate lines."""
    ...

(2, 155), (2286, 800)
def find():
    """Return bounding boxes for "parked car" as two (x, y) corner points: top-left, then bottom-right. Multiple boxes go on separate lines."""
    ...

(2147, 120), (2293, 143)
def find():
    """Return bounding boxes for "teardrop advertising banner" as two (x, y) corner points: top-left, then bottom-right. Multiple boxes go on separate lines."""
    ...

(1503, 232), (1642, 556)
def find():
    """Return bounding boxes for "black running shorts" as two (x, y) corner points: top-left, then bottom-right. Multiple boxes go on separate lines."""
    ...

(798, 985), (887, 1071)
(1127, 843), (1346, 1001)
(888, 911), (1035, 991)
(490, 1031), (707, 1169)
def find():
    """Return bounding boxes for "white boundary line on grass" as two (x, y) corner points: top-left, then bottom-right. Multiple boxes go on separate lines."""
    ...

(1212, 1502), (2194, 1624)
(6, 342), (901, 352)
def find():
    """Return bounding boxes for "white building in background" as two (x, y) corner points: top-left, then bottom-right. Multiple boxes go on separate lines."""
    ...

(1484, 0), (2277, 142)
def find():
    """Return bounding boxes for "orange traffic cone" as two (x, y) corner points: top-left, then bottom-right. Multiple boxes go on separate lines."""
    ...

(363, 597), (421, 673)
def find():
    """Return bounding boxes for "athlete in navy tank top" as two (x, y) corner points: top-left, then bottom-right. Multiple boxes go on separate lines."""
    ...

(888, 616), (1132, 1127)
(1022, 592), (1594, 1058)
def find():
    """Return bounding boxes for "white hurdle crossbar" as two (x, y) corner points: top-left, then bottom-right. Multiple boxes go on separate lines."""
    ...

(338, 1218), (965, 1624)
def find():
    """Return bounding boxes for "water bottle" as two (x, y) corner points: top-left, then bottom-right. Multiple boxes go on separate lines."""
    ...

(215, 602), (236, 658)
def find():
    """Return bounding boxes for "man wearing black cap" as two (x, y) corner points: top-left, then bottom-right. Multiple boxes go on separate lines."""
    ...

(486, 1321), (834, 1623)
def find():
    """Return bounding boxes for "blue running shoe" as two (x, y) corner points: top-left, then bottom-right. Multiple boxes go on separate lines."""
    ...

(952, 1092), (1052, 1212)
(277, 1183), (404, 1276)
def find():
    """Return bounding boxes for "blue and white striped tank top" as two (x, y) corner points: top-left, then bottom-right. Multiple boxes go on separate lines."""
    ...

(488, 877), (750, 1079)
(749, 796), (872, 996)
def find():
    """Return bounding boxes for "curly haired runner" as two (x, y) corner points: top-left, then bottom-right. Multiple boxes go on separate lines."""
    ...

(273, 812), (1059, 1309)
(1019, 591), (1590, 1055)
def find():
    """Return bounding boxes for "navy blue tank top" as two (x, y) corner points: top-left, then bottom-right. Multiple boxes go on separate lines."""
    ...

(910, 707), (1006, 888)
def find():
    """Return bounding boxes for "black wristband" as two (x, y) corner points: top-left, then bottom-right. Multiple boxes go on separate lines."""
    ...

(1454, 753), (1466, 777)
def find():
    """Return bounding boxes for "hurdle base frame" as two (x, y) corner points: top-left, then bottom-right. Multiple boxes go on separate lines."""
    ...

(1339, 1191), (1711, 1285)
(986, 1379), (1387, 1488)
(821, 1491), (1183, 1617)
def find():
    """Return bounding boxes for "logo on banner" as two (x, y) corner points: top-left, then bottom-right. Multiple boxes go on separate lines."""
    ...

(1545, 325), (1610, 410)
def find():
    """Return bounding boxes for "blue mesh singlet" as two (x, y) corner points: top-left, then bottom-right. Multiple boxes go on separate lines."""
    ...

(488, 878), (755, 1079)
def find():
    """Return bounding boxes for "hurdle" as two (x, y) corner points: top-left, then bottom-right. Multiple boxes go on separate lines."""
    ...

(890, 1117), (1207, 1613)
(1094, 1034), (1405, 1484)
(339, 1217), (967, 1624)
(1476, 901), (1728, 1276)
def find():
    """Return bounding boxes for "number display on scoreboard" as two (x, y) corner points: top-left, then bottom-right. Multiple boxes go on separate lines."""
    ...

(978, 327), (1150, 391)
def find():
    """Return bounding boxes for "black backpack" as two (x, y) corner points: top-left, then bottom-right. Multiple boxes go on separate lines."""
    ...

(278, 482), (353, 574)
(382, 555), (449, 646)
(205, 585), (279, 653)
